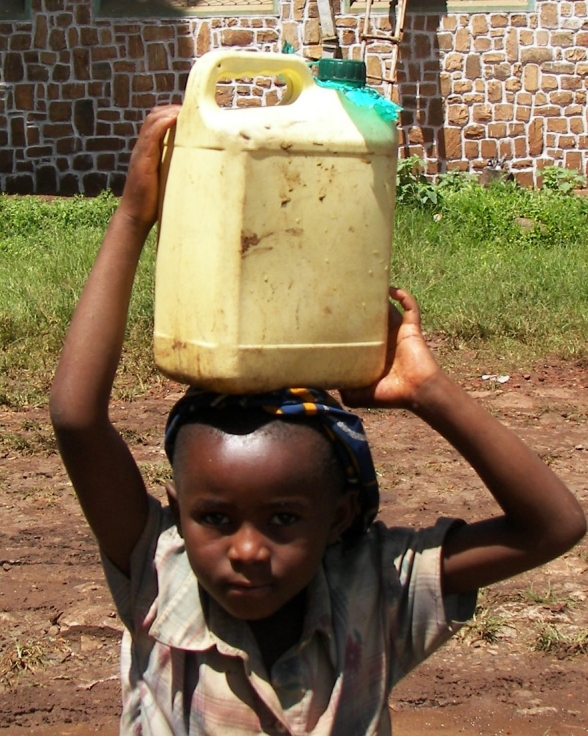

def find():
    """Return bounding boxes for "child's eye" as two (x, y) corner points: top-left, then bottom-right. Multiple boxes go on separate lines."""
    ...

(270, 512), (299, 527)
(199, 512), (230, 527)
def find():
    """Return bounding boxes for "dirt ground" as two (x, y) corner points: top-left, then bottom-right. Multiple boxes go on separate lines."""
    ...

(1, 354), (587, 735)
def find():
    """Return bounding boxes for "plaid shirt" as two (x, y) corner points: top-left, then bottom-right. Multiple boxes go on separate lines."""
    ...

(102, 497), (475, 735)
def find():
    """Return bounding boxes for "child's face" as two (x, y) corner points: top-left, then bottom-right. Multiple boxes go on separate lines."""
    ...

(169, 425), (354, 621)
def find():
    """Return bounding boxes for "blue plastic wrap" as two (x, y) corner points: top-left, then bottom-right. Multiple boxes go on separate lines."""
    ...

(315, 78), (401, 123)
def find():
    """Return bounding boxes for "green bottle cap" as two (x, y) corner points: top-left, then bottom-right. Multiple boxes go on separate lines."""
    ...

(317, 59), (367, 88)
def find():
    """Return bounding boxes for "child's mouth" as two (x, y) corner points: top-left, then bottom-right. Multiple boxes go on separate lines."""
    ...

(226, 582), (274, 597)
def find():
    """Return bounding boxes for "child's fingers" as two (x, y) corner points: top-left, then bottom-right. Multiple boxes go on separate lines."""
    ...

(123, 105), (182, 216)
(145, 103), (182, 128)
(389, 286), (422, 326)
(137, 105), (181, 156)
(149, 104), (182, 134)
(386, 295), (404, 331)
(130, 105), (180, 160)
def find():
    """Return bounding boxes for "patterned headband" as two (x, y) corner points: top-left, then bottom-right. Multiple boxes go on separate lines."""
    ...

(164, 387), (379, 538)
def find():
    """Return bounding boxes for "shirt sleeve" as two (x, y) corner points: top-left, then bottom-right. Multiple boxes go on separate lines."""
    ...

(100, 494), (169, 634)
(380, 517), (477, 684)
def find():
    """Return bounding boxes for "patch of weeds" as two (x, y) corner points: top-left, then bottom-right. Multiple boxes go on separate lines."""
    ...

(112, 364), (158, 402)
(396, 155), (441, 209)
(119, 427), (154, 446)
(10, 486), (62, 506)
(520, 582), (571, 607)
(0, 638), (47, 687)
(1, 432), (32, 454)
(138, 461), (173, 488)
(0, 389), (31, 411)
(537, 451), (560, 467)
(458, 603), (505, 645)
(0, 191), (117, 239)
(0, 420), (57, 456)
(561, 410), (588, 423)
(0, 635), (73, 688)
(541, 165), (586, 194)
(436, 168), (478, 193)
(533, 625), (588, 658)
(533, 624), (559, 653)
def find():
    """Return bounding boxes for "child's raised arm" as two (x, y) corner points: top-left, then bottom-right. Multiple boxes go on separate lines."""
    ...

(50, 105), (181, 575)
(341, 288), (586, 594)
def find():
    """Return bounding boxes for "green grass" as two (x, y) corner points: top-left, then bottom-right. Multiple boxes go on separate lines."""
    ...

(0, 192), (157, 407)
(1, 182), (588, 407)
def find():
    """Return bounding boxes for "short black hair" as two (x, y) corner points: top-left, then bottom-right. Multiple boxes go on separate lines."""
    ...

(172, 406), (349, 499)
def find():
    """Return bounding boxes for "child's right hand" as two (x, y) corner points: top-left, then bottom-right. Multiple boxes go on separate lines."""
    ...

(119, 104), (181, 232)
(341, 287), (442, 410)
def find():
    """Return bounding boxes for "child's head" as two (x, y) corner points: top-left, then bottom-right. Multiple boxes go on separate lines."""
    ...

(164, 389), (379, 621)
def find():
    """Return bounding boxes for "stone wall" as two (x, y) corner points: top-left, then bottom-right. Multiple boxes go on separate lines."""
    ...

(397, 2), (588, 185)
(0, 0), (586, 194)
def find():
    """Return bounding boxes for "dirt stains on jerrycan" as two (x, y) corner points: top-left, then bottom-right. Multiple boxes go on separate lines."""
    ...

(155, 50), (398, 393)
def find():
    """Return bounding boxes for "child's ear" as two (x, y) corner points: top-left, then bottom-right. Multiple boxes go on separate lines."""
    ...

(327, 490), (360, 544)
(166, 482), (183, 537)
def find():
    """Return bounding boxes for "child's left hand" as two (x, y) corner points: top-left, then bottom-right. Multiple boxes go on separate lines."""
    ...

(341, 287), (441, 410)
(343, 287), (586, 595)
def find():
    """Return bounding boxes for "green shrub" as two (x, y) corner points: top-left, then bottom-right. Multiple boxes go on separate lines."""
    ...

(541, 165), (586, 194)
(395, 155), (440, 209)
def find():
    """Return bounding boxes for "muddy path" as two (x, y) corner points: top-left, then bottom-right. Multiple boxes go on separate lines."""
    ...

(1, 358), (587, 735)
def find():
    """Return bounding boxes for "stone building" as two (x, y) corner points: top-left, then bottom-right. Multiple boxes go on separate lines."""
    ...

(0, 0), (586, 194)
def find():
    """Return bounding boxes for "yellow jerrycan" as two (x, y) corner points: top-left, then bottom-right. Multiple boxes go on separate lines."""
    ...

(155, 49), (398, 393)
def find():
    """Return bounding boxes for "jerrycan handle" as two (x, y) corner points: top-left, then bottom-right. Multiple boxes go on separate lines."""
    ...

(184, 49), (317, 113)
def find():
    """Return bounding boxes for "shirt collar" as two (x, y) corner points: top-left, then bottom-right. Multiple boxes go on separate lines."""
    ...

(147, 529), (215, 651)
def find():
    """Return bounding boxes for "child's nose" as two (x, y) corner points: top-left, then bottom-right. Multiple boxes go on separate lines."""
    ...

(227, 524), (271, 565)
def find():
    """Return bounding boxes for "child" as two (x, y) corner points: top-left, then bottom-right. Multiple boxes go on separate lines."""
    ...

(50, 105), (586, 736)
